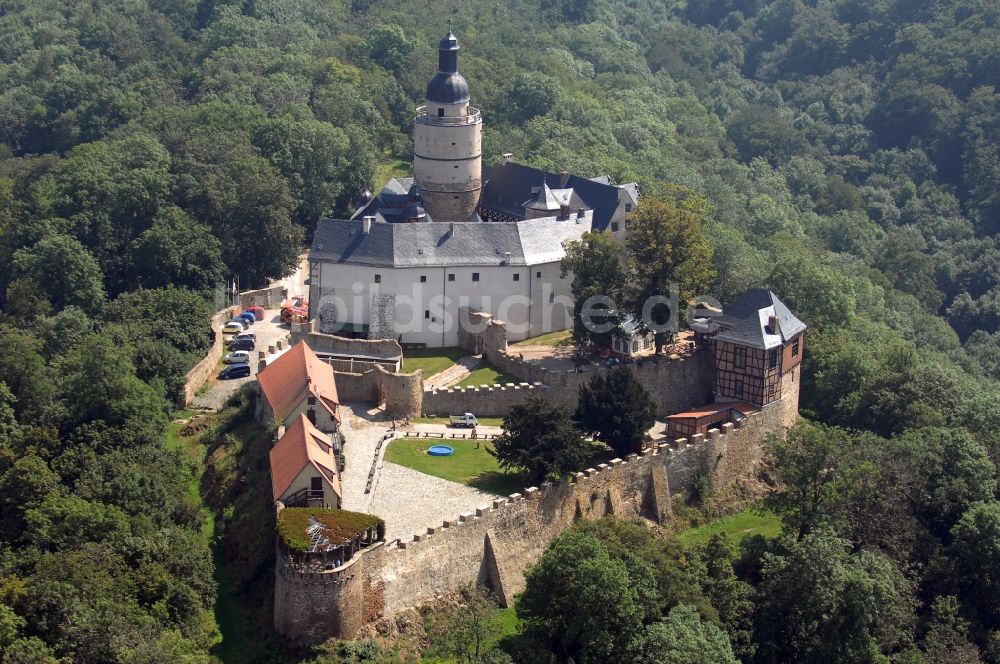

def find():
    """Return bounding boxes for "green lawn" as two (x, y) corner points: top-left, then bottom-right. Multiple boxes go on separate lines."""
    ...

(403, 347), (466, 377)
(510, 330), (573, 347)
(385, 437), (525, 495)
(675, 508), (782, 548)
(456, 365), (520, 388)
(375, 158), (411, 191)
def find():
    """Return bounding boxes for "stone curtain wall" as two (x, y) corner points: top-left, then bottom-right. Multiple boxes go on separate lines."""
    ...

(332, 366), (423, 418)
(457, 307), (715, 418)
(274, 407), (792, 643)
(183, 309), (230, 405)
(239, 285), (286, 309)
(290, 320), (403, 361)
(422, 382), (548, 417)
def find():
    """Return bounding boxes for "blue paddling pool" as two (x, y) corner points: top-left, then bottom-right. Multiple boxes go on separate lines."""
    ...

(428, 445), (454, 456)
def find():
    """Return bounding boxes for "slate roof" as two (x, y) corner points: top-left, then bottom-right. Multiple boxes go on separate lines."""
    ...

(311, 213), (593, 268)
(257, 341), (341, 424)
(269, 413), (341, 502)
(480, 162), (638, 231)
(714, 289), (806, 349)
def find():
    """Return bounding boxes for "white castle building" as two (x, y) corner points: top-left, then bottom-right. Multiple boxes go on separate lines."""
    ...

(308, 28), (640, 348)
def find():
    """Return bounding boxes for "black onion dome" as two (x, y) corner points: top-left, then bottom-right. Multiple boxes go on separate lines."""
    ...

(427, 72), (470, 104)
(426, 28), (469, 104)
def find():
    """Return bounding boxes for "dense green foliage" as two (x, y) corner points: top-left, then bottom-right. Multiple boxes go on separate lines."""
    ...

(490, 396), (590, 484)
(574, 366), (656, 455)
(1, 0), (1000, 660)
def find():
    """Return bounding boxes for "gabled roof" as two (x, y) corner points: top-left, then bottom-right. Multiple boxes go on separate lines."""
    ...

(524, 181), (573, 211)
(311, 213), (592, 268)
(257, 341), (340, 424)
(714, 289), (806, 349)
(480, 162), (636, 231)
(269, 413), (341, 501)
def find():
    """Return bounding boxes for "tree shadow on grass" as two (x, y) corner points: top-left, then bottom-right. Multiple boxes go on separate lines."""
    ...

(469, 470), (527, 496)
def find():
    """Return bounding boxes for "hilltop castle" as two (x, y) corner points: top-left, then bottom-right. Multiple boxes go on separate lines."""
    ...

(308, 28), (640, 347)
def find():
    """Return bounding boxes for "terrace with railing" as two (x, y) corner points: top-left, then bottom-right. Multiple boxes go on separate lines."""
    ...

(415, 105), (481, 126)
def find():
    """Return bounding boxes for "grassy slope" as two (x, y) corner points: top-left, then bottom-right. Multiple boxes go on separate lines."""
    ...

(384, 437), (525, 495)
(509, 330), (573, 347)
(375, 158), (411, 191)
(674, 508), (782, 548)
(403, 347), (466, 378)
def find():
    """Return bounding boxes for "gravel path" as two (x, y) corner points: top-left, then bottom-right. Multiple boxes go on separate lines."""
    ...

(337, 405), (392, 513)
(336, 405), (506, 542)
(368, 462), (502, 542)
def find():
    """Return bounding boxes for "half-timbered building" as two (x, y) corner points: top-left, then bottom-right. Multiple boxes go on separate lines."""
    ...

(710, 289), (806, 407)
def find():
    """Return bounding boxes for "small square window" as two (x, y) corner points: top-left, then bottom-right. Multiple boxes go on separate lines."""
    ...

(549, 293), (555, 304)
(448, 274), (455, 282)
(424, 310), (430, 319)
(472, 273), (480, 282)
(611, 222), (619, 232)
(437, 108), (444, 117)
(420, 275), (427, 283)
(625, 203), (633, 212)
(768, 348), (778, 369)
(374, 274), (381, 284)
(513, 273), (520, 281)
(536, 271), (542, 278)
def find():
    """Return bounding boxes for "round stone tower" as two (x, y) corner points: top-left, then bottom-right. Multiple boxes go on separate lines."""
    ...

(413, 27), (483, 222)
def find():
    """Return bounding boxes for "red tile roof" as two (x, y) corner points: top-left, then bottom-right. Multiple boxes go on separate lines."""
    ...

(667, 401), (758, 421)
(257, 341), (340, 424)
(269, 413), (341, 501)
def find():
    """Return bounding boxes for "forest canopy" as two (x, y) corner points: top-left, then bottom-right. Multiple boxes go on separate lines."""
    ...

(0, 0), (999, 661)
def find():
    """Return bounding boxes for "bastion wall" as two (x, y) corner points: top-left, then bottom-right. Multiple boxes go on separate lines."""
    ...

(274, 399), (791, 643)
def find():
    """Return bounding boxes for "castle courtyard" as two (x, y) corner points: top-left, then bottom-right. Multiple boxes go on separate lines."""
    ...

(336, 404), (508, 542)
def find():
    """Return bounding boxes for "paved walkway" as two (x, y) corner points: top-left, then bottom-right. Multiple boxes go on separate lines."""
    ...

(423, 355), (482, 389)
(190, 309), (290, 411)
(336, 404), (506, 542)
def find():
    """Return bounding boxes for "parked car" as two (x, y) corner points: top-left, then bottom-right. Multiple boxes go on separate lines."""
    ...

(218, 364), (251, 380)
(224, 350), (250, 364)
(449, 413), (478, 427)
(227, 337), (256, 352)
(222, 321), (244, 334)
(233, 332), (257, 343)
(247, 306), (265, 320)
(227, 317), (249, 329)
(237, 311), (255, 325)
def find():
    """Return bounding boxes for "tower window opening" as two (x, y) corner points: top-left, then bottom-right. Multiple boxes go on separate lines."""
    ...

(472, 273), (480, 282)
(437, 108), (444, 117)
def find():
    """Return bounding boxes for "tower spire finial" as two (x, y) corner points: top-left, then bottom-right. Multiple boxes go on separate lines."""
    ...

(448, 17), (452, 32)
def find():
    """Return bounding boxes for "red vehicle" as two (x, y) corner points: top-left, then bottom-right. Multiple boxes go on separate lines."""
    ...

(247, 305), (265, 320)
(280, 295), (309, 324)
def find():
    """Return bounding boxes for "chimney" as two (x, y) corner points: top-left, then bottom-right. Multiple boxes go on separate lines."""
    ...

(559, 170), (570, 188)
(559, 204), (570, 218)
(501, 153), (515, 164)
(276, 340), (283, 350)
(768, 315), (780, 334)
(362, 216), (374, 234)
(577, 208), (586, 218)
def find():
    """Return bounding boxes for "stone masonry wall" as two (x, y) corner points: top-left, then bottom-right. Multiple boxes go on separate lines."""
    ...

(183, 309), (229, 406)
(422, 382), (547, 418)
(274, 407), (790, 643)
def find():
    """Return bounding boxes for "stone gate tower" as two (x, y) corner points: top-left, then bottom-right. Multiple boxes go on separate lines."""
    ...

(413, 27), (483, 222)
